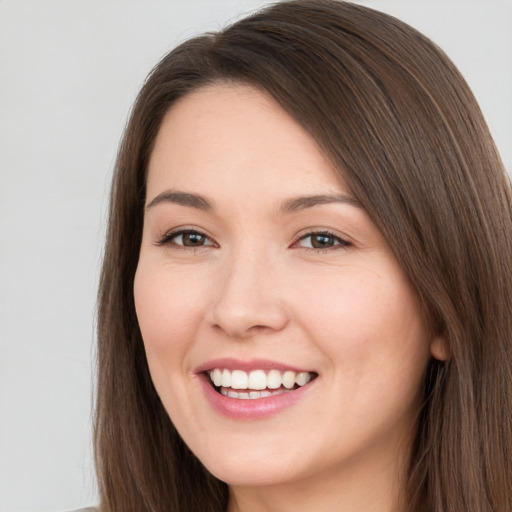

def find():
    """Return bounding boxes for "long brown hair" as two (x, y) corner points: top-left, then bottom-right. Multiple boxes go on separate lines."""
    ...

(95, 1), (512, 510)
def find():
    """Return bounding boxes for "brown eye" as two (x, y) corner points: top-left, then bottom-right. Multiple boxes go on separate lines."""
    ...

(180, 232), (209, 246)
(161, 230), (214, 247)
(310, 234), (336, 248)
(297, 232), (350, 250)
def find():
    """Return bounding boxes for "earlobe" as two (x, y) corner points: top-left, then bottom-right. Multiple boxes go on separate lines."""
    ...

(430, 335), (450, 361)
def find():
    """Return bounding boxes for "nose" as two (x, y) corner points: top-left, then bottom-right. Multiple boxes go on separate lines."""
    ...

(208, 249), (289, 339)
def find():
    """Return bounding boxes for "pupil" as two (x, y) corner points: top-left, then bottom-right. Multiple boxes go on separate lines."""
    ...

(184, 233), (204, 246)
(312, 234), (333, 248)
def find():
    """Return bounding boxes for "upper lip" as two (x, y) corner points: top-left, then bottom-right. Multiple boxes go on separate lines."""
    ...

(194, 358), (315, 374)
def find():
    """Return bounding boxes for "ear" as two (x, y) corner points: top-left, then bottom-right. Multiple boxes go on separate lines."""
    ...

(430, 334), (450, 361)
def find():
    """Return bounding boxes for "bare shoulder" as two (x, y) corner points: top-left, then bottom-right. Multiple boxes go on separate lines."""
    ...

(69, 508), (97, 512)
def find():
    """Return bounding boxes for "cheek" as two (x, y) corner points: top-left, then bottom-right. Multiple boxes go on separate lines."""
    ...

(303, 274), (430, 446)
(133, 264), (206, 366)
(295, 266), (431, 388)
(133, 263), (209, 430)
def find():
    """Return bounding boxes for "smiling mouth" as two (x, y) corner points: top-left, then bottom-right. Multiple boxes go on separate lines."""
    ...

(206, 368), (318, 400)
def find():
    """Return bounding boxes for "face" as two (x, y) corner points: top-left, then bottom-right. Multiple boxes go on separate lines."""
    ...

(134, 84), (438, 492)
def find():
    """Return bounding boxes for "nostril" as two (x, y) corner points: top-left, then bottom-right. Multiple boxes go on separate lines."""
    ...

(208, 280), (290, 338)
(210, 320), (284, 340)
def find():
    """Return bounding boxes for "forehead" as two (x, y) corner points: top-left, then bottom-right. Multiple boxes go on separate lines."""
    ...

(146, 84), (348, 202)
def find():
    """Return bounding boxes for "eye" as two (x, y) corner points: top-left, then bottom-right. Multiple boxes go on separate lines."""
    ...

(295, 231), (350, 250)
(158, 229), (215, 248)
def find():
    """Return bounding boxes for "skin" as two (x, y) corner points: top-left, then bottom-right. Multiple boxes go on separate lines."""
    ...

(134, 84), (445, 512)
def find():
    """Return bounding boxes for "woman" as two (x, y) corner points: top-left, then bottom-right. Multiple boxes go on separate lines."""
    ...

(93, 1), (512, 511)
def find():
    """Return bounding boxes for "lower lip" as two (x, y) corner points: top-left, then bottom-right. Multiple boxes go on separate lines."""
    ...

(198, 374), (315, 420)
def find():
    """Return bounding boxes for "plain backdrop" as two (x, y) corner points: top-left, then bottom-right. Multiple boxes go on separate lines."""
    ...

(0, 1), (510, 511)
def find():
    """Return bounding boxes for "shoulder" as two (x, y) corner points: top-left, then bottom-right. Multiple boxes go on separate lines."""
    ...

(69, 508), (97, 512)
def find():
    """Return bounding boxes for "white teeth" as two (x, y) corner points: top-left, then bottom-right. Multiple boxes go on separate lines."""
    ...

(212, 368), (222, 387)
(282, 370), (296, 389)
(296, 372), (310, 386)
(231, 370), (248, 389)
(221, 369), (231, 388)
(248, 370), (267, 390)
(267, 369), (282, 389)
(220, 388), (289, 399)
(208, 368), (314, 397)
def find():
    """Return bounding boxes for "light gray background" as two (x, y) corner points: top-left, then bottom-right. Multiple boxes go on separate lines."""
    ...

(1, 1), (510, 511)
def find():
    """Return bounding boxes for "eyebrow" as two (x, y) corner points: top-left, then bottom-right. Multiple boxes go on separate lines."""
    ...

(145, 190), (361, 214)
(145, 191), (213, 211)
(280, 194), (362, 213)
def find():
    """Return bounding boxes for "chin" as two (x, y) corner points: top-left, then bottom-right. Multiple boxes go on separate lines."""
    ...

(209, 465), (295, 487)
(198, 447), (301, 487)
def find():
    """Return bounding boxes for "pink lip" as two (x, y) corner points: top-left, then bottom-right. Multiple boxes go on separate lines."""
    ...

(195, 358), (317, 421)
(194, 357), (312, 373)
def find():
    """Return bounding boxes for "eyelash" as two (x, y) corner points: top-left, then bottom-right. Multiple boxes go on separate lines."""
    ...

(157, 228), (351, 252)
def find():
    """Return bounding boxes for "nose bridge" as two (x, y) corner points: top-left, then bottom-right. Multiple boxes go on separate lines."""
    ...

(210, 242), (288, 338)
